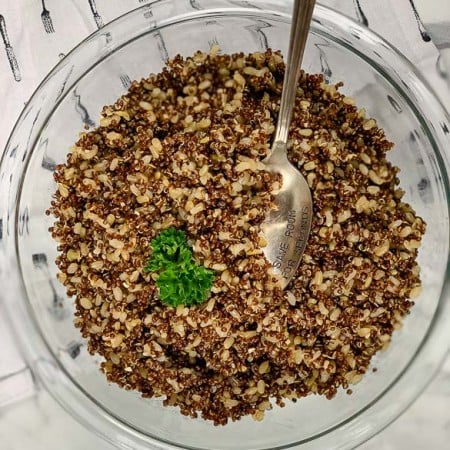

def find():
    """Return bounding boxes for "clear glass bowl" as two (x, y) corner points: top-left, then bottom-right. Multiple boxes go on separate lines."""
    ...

(1, 1), (450, 449)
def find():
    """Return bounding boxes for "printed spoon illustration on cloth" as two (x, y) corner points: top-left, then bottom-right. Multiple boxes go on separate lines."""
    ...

(262, 0), (315, 288)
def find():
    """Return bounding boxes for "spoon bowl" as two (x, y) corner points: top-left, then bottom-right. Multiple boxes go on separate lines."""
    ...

(262, 141), (312, 288)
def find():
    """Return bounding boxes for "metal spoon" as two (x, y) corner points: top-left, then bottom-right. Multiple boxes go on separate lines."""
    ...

(262, 0), (315, 288)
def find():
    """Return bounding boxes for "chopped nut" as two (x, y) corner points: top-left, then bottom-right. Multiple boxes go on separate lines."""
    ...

(67, 249), (80, 261)
(363, 119), (376, 130)
(299, 128), (313, 137)
(110, 239), (124, 249)
(258, 361), (270, 374)
(80, 297), (92, 309)
(374, 240), (390, 257)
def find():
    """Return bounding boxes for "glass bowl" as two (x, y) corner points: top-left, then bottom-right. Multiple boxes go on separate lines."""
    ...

(1, 1), (450, 449)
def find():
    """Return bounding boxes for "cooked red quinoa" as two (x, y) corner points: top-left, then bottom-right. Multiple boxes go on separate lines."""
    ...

(48, 49), (425, 425)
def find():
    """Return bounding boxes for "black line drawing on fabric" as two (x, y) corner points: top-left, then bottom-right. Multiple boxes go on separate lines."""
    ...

(18, 206), (29, 236)
(67, 341), (83, 359)
(208, 36), (220, 50)
(56, 64), (75, 100)
(0, 367), (32, 383)
(32, 253), (68, 320)
(0, 14), (21, 81)
(353, 0), (368, 26)
(39, 138), (57, 171)
(73, 90), (96, 127)
(88, 0), (112, 44)
(315, 43), (332, 82)
(88, 0), (104, 29)
(387, 94), (403, 113)
(409, 131), (432, 203)
(155, 31), (169, 62)
(41, 0), (55, 33)
(245, 20), (271, 51)
(24, 109), (42, 162)
(120, 73), (132, 89)
(408, 0), (431, 42)
(15, 108), (41, 165)
(143, 6), (153, 19)
(229, 1), (263, 10)
(190, 0), (202, 10)
(141, 7), (169, 62)
(9, 145), (18, 158)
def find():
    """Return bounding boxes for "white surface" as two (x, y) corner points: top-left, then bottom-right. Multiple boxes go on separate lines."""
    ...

(415, 0), (450, 24)
(0, 303), (34, 407)
(415, 0), (450, 82)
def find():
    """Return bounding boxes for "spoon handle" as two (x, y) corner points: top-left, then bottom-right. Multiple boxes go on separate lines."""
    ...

(273, 0), (316, 145)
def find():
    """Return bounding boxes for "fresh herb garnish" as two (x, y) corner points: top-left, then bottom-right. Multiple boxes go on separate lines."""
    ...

(144, 227), (215, 307)
(145, 227), (192, 272)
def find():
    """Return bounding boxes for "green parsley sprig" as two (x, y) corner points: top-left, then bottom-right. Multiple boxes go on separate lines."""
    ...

(144, 228), (215, 307)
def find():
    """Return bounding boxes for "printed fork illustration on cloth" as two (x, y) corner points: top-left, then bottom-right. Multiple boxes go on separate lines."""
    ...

(0, 14), (21, 81)
(40, 0), (55, 33)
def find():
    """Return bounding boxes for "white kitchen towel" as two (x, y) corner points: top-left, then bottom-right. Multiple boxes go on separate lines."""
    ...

(0, 0), (448, 407)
